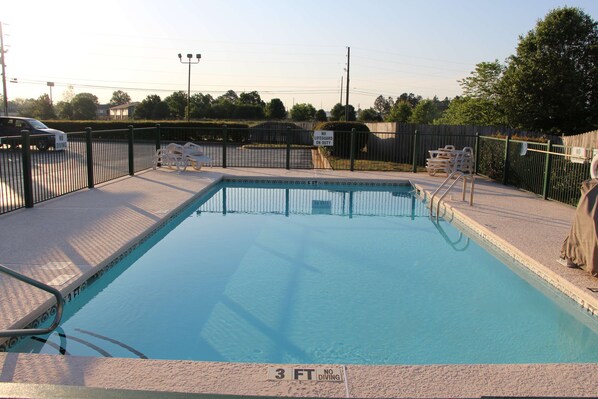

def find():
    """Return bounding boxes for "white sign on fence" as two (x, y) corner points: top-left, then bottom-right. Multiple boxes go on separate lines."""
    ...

(571, 147), (586, 164)
(314, 130), (334, 146)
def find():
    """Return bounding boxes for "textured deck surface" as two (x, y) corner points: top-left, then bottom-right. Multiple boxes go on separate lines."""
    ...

(1, 167), (596, 397)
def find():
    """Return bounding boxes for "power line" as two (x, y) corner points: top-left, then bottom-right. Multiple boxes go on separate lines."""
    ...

(10, 78), (340, 97)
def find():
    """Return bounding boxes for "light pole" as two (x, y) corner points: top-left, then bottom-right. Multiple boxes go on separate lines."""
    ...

(178, 53), (201, 122)
(1, 21), (8, 116)
(47, 82), (54, 104)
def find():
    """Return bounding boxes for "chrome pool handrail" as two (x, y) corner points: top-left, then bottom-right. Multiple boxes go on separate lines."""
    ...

(429, 171), (475, 220)
(0, 264), (64, 338)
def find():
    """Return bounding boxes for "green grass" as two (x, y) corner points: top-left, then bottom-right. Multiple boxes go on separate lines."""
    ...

(326, 156), (425, 172)
(241, 144), (314, 149)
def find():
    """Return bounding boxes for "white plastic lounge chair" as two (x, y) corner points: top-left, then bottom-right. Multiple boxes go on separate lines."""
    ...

(454, 147), (474, 174)
(426, 145), (456, 176)
(183, 142), (212, 170)
(153, 142), (212, 172)
(426, 146), (474, 176)
(153, 143), (187, 171)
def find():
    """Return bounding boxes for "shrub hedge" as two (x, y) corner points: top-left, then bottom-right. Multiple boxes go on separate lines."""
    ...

(42, 120), (250, 143)
(315, 121), (370, 157)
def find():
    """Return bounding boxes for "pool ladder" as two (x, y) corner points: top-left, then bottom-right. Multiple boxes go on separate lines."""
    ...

(429, 171), (475, 220)
(0, 264), (64, 338)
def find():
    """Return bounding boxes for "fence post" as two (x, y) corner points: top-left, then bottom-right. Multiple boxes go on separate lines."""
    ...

(474, 132), (480, 175)
(222, 125), (227, 168)
(86, 127), (94, 189)
(411, 130), (419, 173)
(20, 129), (34, 208)
(350, 128), (356, 172)
(128, 125), (134, 176)
(155, 123), (161, 152)
(542, 140), (553, 200)
(286, 126), (291, 170)
(502, 134), (511, 185)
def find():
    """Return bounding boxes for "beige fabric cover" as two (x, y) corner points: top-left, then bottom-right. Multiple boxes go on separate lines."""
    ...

(561, 179), (598, 276)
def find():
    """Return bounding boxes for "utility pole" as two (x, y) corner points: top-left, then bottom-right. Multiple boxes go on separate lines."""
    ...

(340, 76), (343, 106)
(345, 47), (350, 121)
(1, 22), (8, 116)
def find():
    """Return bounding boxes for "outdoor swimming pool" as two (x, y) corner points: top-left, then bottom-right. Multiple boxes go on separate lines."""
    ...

(9, 180), (598, 364)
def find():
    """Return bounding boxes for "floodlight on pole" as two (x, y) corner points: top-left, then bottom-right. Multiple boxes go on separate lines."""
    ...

(178, 52), (201, 122)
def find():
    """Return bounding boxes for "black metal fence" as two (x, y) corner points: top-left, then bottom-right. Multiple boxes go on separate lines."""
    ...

(1, 125), (595, 215)
(476, 136), (595, 206)
(0, 126), (157, 214)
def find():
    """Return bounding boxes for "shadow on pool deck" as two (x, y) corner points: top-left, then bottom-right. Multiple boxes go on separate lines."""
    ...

(0, 167), (597, 398)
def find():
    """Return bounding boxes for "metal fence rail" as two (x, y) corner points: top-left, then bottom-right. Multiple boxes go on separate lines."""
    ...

(477, 136), (596, 206)
(0, 141), (24, 213)
(548, 144), (593, 206)
(1, 125), (596, 216)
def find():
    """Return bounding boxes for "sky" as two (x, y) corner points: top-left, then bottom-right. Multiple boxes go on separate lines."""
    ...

(2, 0), (598, 112)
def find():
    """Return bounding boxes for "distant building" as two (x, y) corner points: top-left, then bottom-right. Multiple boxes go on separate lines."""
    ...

(96, 104), (111, 120)
(109, 102), (139, 120)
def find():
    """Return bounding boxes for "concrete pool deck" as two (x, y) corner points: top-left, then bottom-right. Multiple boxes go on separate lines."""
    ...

(0, 167), (597, 398)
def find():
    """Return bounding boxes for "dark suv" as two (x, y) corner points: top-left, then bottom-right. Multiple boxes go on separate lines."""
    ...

(0, 117), (68, 151)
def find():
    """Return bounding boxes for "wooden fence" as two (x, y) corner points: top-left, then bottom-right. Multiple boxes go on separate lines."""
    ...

(562, 130), (598, 150)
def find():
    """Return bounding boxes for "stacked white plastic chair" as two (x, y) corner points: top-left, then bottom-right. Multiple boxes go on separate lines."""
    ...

(426, 145), (474, 176)
(153, 142), (212, 172)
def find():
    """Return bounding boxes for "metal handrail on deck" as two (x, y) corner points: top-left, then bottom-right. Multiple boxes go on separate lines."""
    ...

(429, 171), (475, 220)
(0, 264), (64, 338)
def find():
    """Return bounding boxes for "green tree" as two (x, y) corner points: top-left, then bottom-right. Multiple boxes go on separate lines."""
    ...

(233, 104), (264, 119)
(61, 85), (75, 102)
(439, 60), (506, 126)
(236, 91), (265, 119)
(315, 109), (327, 122)
(432, 96), (451, 115)
(55, 101), (73, 120)
(33, 94), (57, 120)
(110, 90), (131, 106)
(17, 98), (38, 118)
(398, 93), (421, 108)
(386, 101), (412, 123)
(409, 99), (439, 124)
(330, 103), (356, 121)
(216, 90), (239, 104)
(135, 95), (163, 119)
(437, 96), (505, 125)
(500, 7), (598, 134)
(152, 101), (170, 120)
(290, 103), (316, 121)
(373, 95), (393, 118)
(189, 93), (213, 118)
(71, 93), (98, 120)
(358, 107), (382, 122)
(208, 100), (236, 119)
(460, 61), (504, 100)
(239, 91), (265, 107)
(265, 98), (286, 119)
(164, 91), (188, 119)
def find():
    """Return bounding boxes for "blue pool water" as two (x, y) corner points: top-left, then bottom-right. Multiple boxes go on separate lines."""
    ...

(10, 181), (598, 364)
